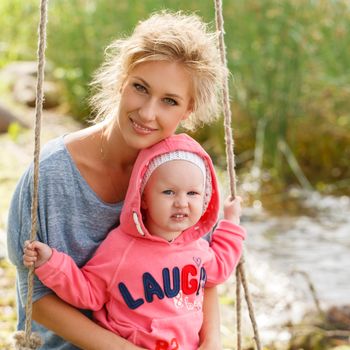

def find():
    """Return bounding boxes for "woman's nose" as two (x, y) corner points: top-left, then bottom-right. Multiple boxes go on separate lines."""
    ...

(138, 98), (157, 123)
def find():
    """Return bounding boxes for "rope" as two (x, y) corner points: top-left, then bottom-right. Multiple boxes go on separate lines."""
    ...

(13, 0), (48, 348)
(235, 268), (242, 350)
(238, 258), (262, 349)
(213, 0), (262, 349)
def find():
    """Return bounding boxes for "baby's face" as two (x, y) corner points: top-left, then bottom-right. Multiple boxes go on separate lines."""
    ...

(141, 160), (205, 241)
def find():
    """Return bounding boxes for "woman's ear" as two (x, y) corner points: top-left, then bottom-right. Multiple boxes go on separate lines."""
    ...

(182, 99), (194, 120)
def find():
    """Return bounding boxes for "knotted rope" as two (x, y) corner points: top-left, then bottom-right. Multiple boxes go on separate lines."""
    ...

(13, 0), (48, 348)
(213, 0), (262, 349)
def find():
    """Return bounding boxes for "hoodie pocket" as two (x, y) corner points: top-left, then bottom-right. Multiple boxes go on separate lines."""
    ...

(132, 311), (202, 350)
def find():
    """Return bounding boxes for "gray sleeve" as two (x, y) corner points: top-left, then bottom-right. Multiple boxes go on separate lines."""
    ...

(7, 165), (53, 306)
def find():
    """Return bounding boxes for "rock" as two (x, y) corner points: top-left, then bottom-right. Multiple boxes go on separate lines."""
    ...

(326, 305), (350, 330)
(287, 306), (350, 350)
(12, 76), (61, 109)
(1, 61), (60, 109)
(0, 103), (29, 133)
(0, 61), (51, 85)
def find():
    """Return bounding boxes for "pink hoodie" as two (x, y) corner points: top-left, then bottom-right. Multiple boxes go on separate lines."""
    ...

(36, 134), (246, 349)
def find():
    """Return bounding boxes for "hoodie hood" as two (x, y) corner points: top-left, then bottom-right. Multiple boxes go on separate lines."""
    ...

(120, 133), (220, 244)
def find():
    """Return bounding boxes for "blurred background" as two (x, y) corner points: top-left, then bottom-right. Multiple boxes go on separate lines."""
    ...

(0, 1), (349, 349)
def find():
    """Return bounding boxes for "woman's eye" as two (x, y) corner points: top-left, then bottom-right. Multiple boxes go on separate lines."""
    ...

(133, 83), (147, 93)
(163, 97), (178, 106)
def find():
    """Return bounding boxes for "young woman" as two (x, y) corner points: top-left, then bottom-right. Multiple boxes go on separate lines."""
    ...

(7, 11), (227, 350)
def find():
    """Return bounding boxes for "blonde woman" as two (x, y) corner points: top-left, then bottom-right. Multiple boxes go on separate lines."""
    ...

(8, 11), (227, 350)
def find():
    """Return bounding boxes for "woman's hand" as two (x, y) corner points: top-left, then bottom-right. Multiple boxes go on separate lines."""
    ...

(32, 294), (147, 350)
(198, 287), (222, 350)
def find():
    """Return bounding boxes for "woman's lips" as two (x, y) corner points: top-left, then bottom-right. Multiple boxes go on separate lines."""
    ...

(130, 118), (157, 134)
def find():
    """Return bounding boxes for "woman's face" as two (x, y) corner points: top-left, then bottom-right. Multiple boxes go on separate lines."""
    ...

(117, 60), (193, 150)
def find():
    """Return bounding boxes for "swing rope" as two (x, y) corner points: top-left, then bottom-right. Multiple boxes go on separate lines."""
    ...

(14, 1), (262, 349)
(13, 0), (48, 349)
(213, 0), (262, 349)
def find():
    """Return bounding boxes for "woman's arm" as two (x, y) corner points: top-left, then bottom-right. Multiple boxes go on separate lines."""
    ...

(198, 286), (222, 350)
(33, 294), (146, 350)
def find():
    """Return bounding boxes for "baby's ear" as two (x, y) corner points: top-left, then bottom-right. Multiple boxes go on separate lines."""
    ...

(141, 195), (148, 210)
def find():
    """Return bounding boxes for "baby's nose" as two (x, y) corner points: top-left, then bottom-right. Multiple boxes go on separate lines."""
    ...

(174, 194), (187, 208)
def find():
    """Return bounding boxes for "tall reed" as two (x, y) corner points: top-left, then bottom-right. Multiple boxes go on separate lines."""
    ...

(1, 0), (349, 188)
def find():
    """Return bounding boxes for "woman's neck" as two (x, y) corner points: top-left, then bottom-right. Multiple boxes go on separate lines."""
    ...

(100, 119), (139, 171)
(63, 119), (138, 204)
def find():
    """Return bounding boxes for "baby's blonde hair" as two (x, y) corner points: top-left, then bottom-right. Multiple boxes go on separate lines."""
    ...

(90, 11), (226, 131)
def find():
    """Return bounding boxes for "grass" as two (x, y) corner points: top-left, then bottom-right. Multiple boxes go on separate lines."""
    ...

(1, 0), (350, 190)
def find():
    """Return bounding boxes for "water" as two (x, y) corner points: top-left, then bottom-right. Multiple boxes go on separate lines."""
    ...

(246, 192), (350, 306)
(219, 192), (350, 346)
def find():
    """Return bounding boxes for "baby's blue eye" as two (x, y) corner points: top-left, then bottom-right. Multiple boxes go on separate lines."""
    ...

(162, 190), (174, 195)
(188, 191), (199, 196)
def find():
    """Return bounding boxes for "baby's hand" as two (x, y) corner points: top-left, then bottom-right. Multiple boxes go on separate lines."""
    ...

(23, 240), (52, 269)
(223, 195), (242, 225)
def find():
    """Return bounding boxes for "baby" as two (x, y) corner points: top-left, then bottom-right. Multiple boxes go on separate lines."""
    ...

(24, 133), (245, 350)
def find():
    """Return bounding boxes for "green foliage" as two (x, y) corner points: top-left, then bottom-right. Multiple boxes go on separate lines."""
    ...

(0, 1), (38, 65)
(236, 1), (350, 191)
(0, 0), (349, 191)
(7, 122), (22, 141)
(226, 0), (350, 183)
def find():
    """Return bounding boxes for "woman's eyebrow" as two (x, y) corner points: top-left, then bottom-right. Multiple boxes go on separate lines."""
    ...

(133, 76), (150, 88)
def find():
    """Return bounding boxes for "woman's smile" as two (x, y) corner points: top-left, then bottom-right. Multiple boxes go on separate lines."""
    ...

(129, 117), (158, 134)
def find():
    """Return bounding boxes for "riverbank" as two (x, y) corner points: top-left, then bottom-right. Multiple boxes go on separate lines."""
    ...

(218, 201), (350, 349)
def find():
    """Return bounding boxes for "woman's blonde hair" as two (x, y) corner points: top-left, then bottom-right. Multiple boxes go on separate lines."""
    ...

(90, 11), (226, 131)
